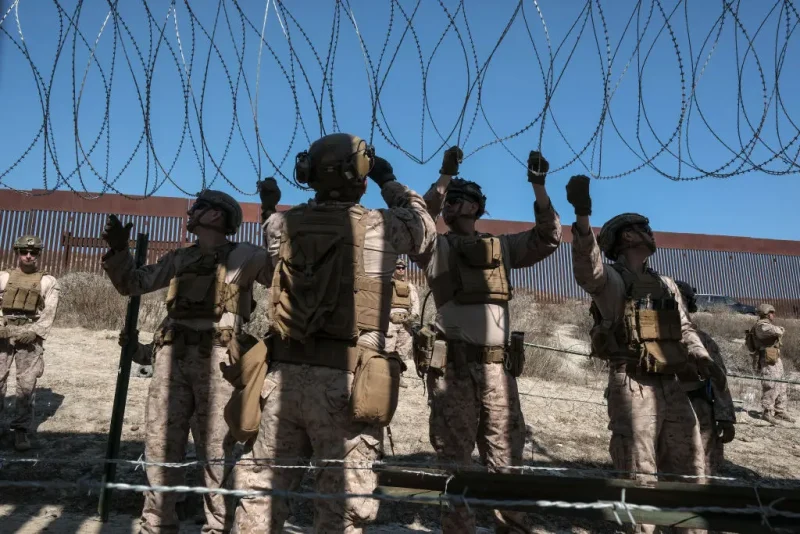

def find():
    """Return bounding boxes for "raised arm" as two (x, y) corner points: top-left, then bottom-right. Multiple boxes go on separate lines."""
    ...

(368, 156), (438, 257)
(566, 176), (608, 295)
(31, 276), (61, 340)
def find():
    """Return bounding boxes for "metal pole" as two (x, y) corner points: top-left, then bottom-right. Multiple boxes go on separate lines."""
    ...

(98, 233), (149, 521)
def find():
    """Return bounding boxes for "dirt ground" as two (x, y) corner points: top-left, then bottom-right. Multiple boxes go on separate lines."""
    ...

(1, 327), (799, 533)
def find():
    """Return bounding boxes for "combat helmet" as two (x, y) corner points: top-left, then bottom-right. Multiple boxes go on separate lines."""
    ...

(13, 235), (43, 252)
(396, 257), (407, 268)
(757, 303), (775, 318)
(675, 280), (698, 313)
(597, 213), (652, 260)
(294, 133), (374, 199)
(446, 177), (487, 218)
(192, 189), (243, 235)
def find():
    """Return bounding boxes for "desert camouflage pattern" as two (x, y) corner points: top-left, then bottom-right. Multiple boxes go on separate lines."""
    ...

(572, 225), (707, 534)
(412, 183), (562, 346)
(233, 180), (436, 531)
(0, 341), (44, 431)
(103, 242), (271, 533)
(760, 358), (788, 417)
(0, 271), (61, 339)
(141, 344), (236, 534)
(103, 242), (272, 332)
(751, 319), (787, 416)
(426, 356), (531, 533)
(0, 271), (59, 432)
(232, 364), (382, 534)
(385, 282), (419, 360)
(262, 180), (437, 351)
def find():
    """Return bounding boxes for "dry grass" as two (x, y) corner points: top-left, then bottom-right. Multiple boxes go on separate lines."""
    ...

(55, 272), (271, 336)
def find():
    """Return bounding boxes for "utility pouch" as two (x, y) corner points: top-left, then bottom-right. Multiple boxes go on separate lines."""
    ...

(504, 331), (526, 378)
(763, 347), (780, 365)
(350, 349), (406, 426)
(430, 340), (447, 372)
(412, 324), (436, 377)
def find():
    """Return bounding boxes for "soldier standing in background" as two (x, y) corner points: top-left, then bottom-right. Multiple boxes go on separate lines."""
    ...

(566, 175), (726, 533)
(232, 133), (437, 533)
(0, 235), (61, 452)
(747, 303), (795, 425)
(675, 281), (736, 476)
(102, 189), (273, 534)
(409, 147), (561, 533)
(385, 258), (420, 364)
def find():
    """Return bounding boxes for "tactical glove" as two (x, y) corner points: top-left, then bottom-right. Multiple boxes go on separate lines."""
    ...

(439, 146), (463, 176)
(118, 329), (139, 348)
(716, 421), (735, 443)
(368, 156), (397, 187)
(102, 214), (134, 252)
(0, 326), (9, 339)
(257, 177), (281, 211)
(566, 175), (592, 216)
(15, 330), (38, 345)
(527, 151), (549, 185)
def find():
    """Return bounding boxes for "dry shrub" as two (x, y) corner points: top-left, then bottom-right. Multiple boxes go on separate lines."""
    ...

(57, 272), (180, 333)
(242, 283), (271, 338)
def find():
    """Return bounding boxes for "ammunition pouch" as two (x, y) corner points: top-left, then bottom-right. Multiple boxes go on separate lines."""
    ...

(2, 269), (44, 315)
(762, 347), (780, 366)
(504, 331), (526, 378)
(412, 324), (448, 378)
(166, 270), (234, 322)
(635, 308), (687, 374)
(223, 336), (270, 442)
(350, 348), (406, 426)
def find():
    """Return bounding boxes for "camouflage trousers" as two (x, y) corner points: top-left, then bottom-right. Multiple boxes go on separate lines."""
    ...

(232, 362), (383, 534)
(607, 369), (706, 534)
(426, 357), (531, 534)
(385, 321), (413, 361)
(689, 395), (723, 476)
(0, 339), (44, 432)
(760, 359), (787, 416)
(141, 343), (236, 534)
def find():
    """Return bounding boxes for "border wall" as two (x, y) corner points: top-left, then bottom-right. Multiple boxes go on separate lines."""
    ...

(3, 189), (799, 316)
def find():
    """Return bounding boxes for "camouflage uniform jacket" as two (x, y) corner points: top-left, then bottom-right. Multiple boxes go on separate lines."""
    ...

(103, 242), (271, 333)
(0, 271), (61, 340)
(571, 225), (711, 364)
(752, 318), (785, 369)
(410, 183), (562, 346)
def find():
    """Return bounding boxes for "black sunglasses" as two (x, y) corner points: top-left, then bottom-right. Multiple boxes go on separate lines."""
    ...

(18, 249), (40, 257)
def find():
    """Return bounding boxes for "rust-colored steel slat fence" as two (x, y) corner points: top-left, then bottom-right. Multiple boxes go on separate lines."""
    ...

(2, 190), (800, 315)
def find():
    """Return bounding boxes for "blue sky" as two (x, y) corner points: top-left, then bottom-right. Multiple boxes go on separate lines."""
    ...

(0, 0), (798, 240)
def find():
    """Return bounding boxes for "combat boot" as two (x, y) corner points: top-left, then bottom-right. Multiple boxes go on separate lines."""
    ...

(762, 412), (778, 425)
(775, 412), (796, 423)
(14, 429), (31, 451)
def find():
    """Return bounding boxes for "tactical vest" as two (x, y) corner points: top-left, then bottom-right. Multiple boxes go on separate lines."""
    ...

(589, 264), (687, 374)
(165, 244), (250, 322)
(270, 204), (392, 342)
(391, 280), (411, 310)
(747, 320), (781, 365)
(430, 234), (512, 307)
(2, 269), (45, 315)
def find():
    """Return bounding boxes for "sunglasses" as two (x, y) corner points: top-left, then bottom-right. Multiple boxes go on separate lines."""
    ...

(18, 249), (40, 257)
(396, 266), (406, 270)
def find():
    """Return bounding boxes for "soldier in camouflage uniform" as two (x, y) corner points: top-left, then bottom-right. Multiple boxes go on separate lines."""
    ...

(675, 281), (736, 475)
(409, 148), (561, 533)
(384, 258), (420, 362)
(0, 235), (61, 451)
(566, 175), (726, 533)
(748, 304), (795, 425)
(232, 133), (437, 533)
(102, 189), (273, 534)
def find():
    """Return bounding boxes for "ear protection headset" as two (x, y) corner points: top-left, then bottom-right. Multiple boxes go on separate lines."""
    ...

(294, 137), (375, 188)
